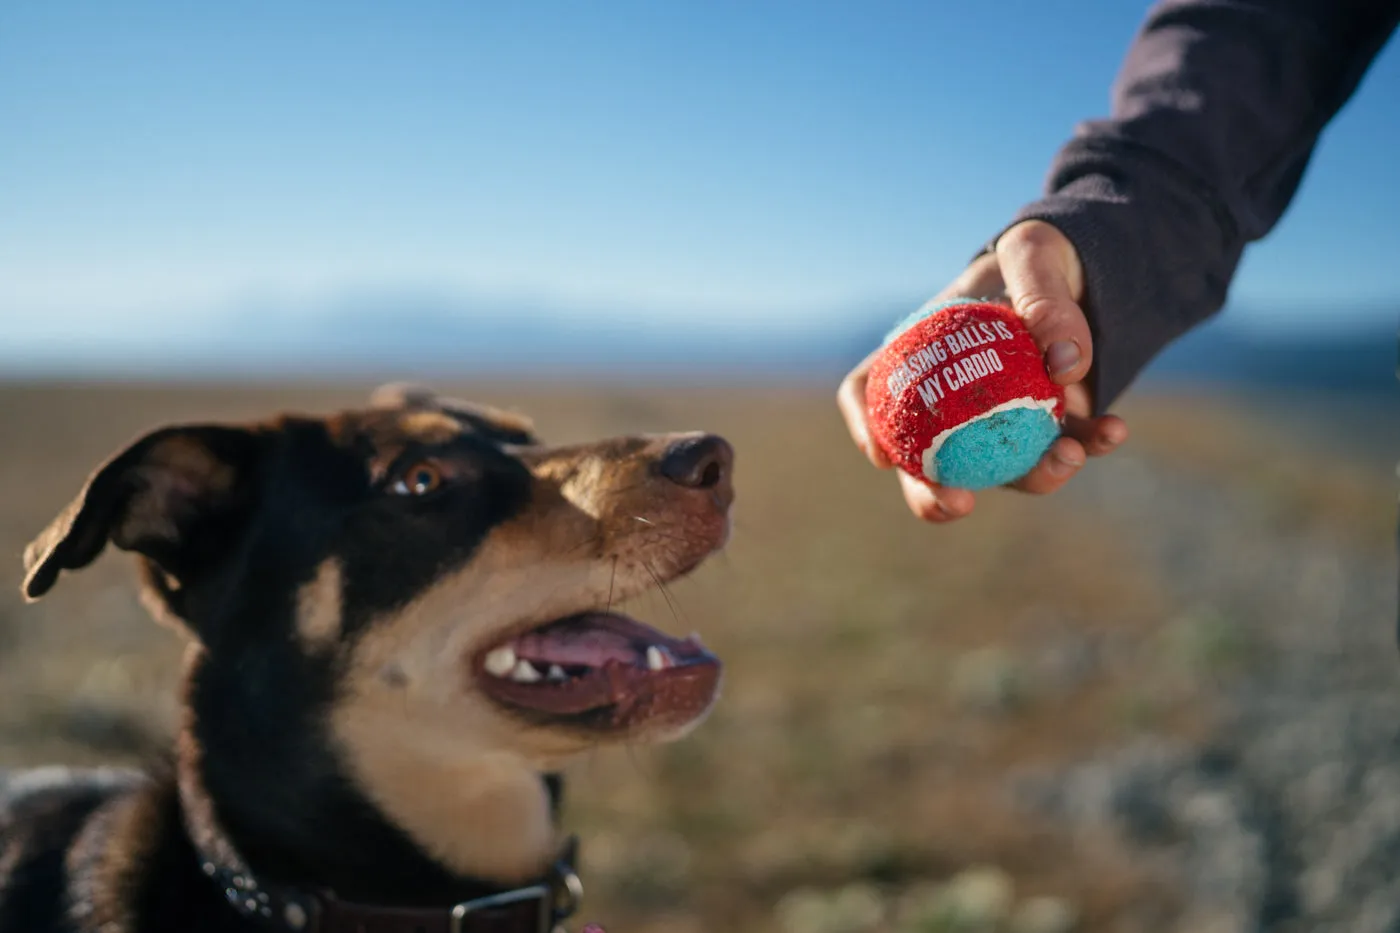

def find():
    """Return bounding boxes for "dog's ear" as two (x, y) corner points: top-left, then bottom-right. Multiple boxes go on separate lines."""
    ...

(368, 382), (440, 412)
(22, 424), (264, 602)
(369, 382), (536, 441)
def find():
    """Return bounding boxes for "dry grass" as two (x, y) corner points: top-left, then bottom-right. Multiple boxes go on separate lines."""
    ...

(0, 381), (1389, 932)
(1120, 390), (1396, 552)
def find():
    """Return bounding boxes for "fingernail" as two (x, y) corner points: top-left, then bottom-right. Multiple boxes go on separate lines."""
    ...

(1046, 341), (1080, 376)
(1048, 450), (1083, 478)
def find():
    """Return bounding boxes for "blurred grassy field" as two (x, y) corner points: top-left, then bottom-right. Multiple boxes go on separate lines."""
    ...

(0, 381), (1393, 933)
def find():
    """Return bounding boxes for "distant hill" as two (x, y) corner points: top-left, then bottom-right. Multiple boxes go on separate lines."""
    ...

(4, 292), (1396, 399)
(218, 297), (1400, 396)
(209, 296), (875, 379)
(1139, 313), (1398, 397)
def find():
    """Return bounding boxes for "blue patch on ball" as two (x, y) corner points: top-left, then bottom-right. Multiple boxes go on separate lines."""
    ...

(932, 406), (1061, 490)
(881, 299), (974, 347)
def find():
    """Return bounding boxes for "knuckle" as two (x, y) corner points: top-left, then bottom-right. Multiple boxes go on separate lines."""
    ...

(1013, 476), (1046, 494)
(838, 368), (868, 398)
(1015, 294), (1067, 331)
(910, 499), (940, 521)
(837, 388), (863, 417)
(1000, 219), (1060, 254)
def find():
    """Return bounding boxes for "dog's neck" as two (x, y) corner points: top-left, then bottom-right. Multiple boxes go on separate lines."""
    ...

(174, 646), (565, 908)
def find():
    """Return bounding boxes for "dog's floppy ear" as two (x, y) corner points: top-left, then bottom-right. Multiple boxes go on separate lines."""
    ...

(368, 382), (441, 411)
(369, 382), (536, 441)
(22, 424), (264, 602)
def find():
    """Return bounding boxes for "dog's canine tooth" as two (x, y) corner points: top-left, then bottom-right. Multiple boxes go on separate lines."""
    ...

(646, 646), (671, 672)
(484, 646), (517, 677)
(510, 660), (542, 683)
(547, 664), (567, 682)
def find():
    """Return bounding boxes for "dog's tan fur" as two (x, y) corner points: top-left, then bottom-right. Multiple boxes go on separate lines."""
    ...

(327, 431), (729, 881)
(295, 559), (345, 654)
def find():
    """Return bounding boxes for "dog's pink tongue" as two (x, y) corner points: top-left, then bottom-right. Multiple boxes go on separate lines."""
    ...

(513, 622), (639, 668)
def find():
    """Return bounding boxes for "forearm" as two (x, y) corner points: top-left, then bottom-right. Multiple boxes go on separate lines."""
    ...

(1008, 0), (1400, 410)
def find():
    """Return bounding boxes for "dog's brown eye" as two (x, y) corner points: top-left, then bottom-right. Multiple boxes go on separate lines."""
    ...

(390, 461), (443, 497)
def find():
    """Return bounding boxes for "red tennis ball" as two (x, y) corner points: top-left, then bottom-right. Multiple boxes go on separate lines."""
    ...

(865, 299), (1066, 490)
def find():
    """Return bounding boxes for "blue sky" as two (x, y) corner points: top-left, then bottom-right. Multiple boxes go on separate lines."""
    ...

(2, 1), (1398, 364)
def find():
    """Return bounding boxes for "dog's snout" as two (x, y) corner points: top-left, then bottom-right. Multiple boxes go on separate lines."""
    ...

(658, 434), (733, 490)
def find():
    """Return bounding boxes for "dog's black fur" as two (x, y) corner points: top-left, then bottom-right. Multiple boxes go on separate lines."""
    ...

(0, 386), (732, 932)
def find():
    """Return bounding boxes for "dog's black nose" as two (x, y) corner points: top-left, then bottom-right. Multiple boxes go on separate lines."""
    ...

(658, 434), (733, 490)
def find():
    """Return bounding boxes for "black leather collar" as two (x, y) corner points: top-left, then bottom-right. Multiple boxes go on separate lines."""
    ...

(176, 752), (583, 933)
(192, 835), (582, 933)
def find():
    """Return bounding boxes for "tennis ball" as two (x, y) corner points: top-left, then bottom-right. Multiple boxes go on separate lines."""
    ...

(865, 299), (1065, 490)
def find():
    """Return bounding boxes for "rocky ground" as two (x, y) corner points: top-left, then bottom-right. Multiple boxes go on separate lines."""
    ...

(1010, 443), (1400, 933)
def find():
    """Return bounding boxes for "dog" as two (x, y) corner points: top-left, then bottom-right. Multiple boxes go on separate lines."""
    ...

(0, 384), (733, 933)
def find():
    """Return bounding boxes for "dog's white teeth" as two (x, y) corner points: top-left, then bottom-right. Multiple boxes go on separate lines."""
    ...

(547, 664), (567, 682)
(510, 660), (543, 683)
(646, 645), (672, 672)
(484, 646), (517, 677)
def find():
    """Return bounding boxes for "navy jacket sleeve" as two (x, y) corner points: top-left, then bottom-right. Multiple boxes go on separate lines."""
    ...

(1003, 0), (1400, 411)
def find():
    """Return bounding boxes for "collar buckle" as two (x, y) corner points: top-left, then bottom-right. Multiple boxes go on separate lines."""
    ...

(449, 852), (583, 933)
(450, 884), (552, 933)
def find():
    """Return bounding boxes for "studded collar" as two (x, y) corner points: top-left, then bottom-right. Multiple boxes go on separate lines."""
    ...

(176, 753), (583, 933)
(191, 837), (583, 933)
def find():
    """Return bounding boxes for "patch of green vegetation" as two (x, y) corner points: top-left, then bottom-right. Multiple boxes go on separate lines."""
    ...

(1161, 607), (1257, 681)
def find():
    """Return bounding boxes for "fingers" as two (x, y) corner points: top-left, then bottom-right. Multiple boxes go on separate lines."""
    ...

(1058, 382), (1129, 456)
(836, 350), (892, 469)
(1009, 413), (1128, 495)
(995, 220), (1093, 386)
(1063, 413), (1129, 457)
(899, 471), (975, 523)
(841, 220), (1121, 520)
(1008, 436), (1086, 495)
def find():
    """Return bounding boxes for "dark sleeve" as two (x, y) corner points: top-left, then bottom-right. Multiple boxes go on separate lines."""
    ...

(1001, 0), (1400, 411)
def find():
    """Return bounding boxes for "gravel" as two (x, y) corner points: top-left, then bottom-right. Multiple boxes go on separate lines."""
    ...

(1011, 451), (1400, 933)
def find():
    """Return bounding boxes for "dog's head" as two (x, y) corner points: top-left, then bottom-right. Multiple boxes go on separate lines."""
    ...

(21, 384), (732, 883)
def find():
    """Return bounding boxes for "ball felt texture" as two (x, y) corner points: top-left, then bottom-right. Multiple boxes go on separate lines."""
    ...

(865, 299), (1065, 490)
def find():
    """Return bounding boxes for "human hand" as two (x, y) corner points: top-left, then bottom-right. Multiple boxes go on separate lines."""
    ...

(836, 220), (1128, 523)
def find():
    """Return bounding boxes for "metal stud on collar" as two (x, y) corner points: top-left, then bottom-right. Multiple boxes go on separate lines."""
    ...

(283, 903), (308, 930)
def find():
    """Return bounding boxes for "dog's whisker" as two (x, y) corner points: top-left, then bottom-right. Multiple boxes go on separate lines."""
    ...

(621, 741), (648, 776)
(643, 560), (687, 630)
(606, 556), (617, 612)
(560, 532), (606, 556)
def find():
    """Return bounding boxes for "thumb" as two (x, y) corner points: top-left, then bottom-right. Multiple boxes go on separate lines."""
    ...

(995, 220), (1093, 386)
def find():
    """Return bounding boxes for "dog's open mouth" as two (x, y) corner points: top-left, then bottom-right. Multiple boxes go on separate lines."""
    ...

(473, 613), (722, 730)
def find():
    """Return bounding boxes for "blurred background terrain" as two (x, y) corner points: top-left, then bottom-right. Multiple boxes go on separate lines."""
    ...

(1, 374), (1395, 933)
(3, 3), (1399, 932)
